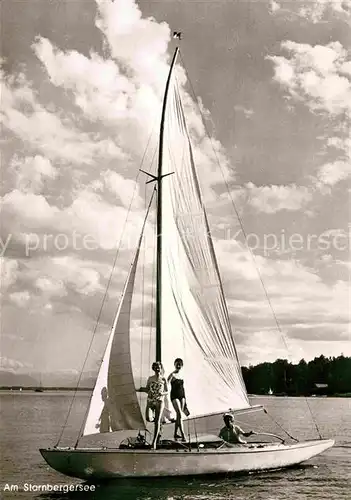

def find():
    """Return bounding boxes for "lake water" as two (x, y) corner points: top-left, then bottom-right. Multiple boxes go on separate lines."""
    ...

(0, 393), (350, 499)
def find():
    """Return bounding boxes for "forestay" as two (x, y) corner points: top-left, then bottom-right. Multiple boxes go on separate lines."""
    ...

(160, 72), (250, 417)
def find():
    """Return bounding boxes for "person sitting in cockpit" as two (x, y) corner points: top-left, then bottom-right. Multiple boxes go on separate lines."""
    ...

(219, 413), (254, 444)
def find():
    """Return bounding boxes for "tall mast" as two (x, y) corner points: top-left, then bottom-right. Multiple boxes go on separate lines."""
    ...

(156, 47), (179, 362)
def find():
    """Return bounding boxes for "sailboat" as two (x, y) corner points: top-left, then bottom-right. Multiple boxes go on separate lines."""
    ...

(35, 374), (44, 392)
(40, 46), (334, 480)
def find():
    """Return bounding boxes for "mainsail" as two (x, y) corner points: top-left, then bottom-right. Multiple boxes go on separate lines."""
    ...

(160, 67), (250, 417)
(83, 233), (146, 436)
(83, 50), (249, 437)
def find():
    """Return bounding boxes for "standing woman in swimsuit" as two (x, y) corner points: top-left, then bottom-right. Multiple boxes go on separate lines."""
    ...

(168, 358), (187, 441)
(137, 361), (168, 449)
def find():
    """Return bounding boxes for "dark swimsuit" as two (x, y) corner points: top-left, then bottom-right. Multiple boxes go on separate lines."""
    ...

(170, 378), (185, 401)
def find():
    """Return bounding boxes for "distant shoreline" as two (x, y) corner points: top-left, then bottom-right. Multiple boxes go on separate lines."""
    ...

(0, 387), (349, 397)
(248, 393), (351, 398)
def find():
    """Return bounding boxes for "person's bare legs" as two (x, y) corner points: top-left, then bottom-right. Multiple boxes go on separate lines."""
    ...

(172, 398), (185, 440)
(151, 401), (164, 449)
(145, 403), (155, 423)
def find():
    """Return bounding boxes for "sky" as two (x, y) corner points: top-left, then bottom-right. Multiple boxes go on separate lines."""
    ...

(1, 0), (350, 385)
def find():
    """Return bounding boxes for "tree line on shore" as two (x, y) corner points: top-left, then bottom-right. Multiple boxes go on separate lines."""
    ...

(241, 355), (351, 396)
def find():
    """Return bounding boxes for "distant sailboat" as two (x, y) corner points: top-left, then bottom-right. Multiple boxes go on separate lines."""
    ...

(40, 45), (334, 480)
(35, 374), (44, 393)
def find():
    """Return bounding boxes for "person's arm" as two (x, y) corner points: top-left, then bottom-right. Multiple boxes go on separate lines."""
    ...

(162, 378), (169, 395)
(167, 371), (174, 383)
(236, 425), (253, 438)
(242, 431), (254, 437)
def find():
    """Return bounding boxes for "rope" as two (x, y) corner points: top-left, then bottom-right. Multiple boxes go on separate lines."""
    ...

(148, 256), (155, 368)
(138, 182), (147, 407)
(252, 432), (285, 443)
(299, 399), (323, 440)
(148, 184), (157, 369)
(142, 141), (159, 376)
(179, 50), (324, 442)
(137, 141), (159, 409)
(193, 417), (199, 450)
(234, 414), (295, 443)
(234, 416), (280, 438)
(263, 409), (299, 442)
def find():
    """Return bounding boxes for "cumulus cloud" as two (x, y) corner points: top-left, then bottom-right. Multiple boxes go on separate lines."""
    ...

(0, 69), (125, 164)
(269, 0), (351, 24)
(233, 105), (254, 118)
(35, 276), (66, 296)
(268, 40), (351, 189)
(2, 189), (59, 224)
(218, 182), (313, 217)
(1, 187), (152, 269)
(32, 36), (159, 151)
(2, 255), (112, 323)
(327, 135), (351, 158)
(1, 258), (19, 290)
(0, 356), (32, 371)
(9, 290), (31, 308)
(268, 41), (351, 115)
(269, 0), (281, 14)
(317, 160), (351, 186)
(49, 256), (103, 295)
(61, 190), (150, 250)
(102, 170), (143, 208)
(20, 255), (103, 297)
(298, 0), (351, 23)
(245, 182), (313, 213)
(94, 0), (171, 89)
(10, 155), (58, 193)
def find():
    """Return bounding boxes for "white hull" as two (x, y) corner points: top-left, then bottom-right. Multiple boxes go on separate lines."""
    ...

(40, 439), (334, 480)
